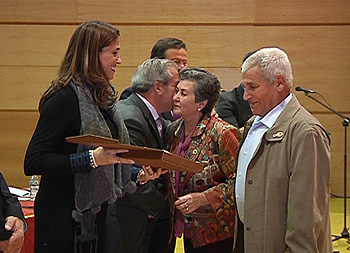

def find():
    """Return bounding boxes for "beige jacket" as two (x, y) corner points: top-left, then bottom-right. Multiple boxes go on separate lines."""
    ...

(235, 96), (332, 252)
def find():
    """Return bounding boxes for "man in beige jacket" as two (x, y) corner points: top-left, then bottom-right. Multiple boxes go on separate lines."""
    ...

(233, 47), (332, 252)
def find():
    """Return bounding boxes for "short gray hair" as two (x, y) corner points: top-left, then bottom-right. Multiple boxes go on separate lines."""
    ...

(179, 67), (221, 115)
(241, 47), (293, 87)
(131, 58), (178, 93)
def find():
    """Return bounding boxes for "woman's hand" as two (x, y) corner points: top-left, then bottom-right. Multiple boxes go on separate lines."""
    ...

(138, 166), (167, 185)
(93, 147), (135, 166)
(174, 192), (209, 215)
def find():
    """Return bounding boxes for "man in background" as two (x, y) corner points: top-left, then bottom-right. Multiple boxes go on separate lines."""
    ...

(119, 37), (187, 121)
(233, 47), (332, 252)
(106, 58), (179, 253)
(216, 51), (255, 128)
(119, 37), (187, 101)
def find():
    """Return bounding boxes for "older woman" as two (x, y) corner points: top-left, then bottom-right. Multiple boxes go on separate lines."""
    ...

(165, 68), (239, 252)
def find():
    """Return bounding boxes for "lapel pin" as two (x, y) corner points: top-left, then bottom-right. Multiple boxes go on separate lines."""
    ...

(273, 131), (284, 138)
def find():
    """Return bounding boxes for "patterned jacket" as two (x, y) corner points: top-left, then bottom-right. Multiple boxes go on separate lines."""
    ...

(165, 114), (239, 248)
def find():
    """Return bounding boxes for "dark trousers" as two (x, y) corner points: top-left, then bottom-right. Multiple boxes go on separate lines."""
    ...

(105, 202), (174, 253)
(184, 237), (233, 253)
(232, 219), (244, 253)
(147, 215), (175, 253)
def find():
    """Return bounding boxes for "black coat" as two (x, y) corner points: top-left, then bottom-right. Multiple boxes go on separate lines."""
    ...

(0, 172), (25, 240)
(216, 85), (252, 128)
(24, 85), (114, 252)
(105, 93), (173, 253)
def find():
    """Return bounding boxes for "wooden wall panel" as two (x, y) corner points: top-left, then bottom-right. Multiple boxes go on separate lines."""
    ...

(0, 65), (239, 110)
(0, 25), (76, 67)
(119, 25), (254, 67)
(0, 0), (255, 25)
(256, 0), (350, 24)
(316, 114), (350, 197)
(0, 24), (333, 110)
(0, 25), (253, 67)
(254, 26), (350, 113)
(77, 0), (255, 24)
(0, 24), (253, 110)
(0, 66), (136, 110)
(0, 1), (78, 23)
(0, 66), (55, 110)
(0, 111), (39, 188)
(16, 0), (349, 26)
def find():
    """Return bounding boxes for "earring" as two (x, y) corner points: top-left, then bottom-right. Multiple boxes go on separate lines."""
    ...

(197, 108), (201, 111)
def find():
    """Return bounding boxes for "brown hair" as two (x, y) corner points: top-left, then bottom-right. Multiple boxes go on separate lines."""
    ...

(150, 37), (187, 59)
(179, 67), (221, 115)
(39, 20), (120, 110)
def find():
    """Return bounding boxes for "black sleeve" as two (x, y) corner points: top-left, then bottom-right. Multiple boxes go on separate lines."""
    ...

(0, 173), (25, 221)
(216, 92), (239, 127)
(24, 86), (82, 176)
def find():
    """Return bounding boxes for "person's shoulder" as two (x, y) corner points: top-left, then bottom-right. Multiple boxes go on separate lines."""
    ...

(218, 89), (235, 100)
(292, 105), (322, 127)
(281, 96), (319, 126)
(208, 115), (237, 134)
(165, 118), (182, 139)
(203, 116), (239, 146)
(211, 115), (232, 126)
(286, 104), (330, 141)
(116, 96), (144, 119)
(168, 118), (181, 129)
(43, 85), (77, 108)
(117, 94), (139, 107)
(55, 84), (75, 96)
(119, 87), (133, 100)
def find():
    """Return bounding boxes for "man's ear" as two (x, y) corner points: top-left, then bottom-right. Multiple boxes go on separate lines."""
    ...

(153, 81), (164, 95)
(276, 75), (286, 91)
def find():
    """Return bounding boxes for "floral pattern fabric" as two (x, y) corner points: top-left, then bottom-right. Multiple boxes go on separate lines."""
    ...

(165, 114), (239, 248)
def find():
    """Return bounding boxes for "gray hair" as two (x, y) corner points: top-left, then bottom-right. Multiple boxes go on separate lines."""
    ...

(241, 47), (293, 87)
(179, 67), (221, 115)
(131, 58), (178, 93)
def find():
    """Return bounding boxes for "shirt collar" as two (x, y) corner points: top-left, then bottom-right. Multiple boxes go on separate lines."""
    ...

(136, 93), (160, 121)
(255, 93), (293, 129)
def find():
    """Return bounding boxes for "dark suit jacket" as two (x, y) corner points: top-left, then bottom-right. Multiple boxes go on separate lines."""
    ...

(119, 87), (174, 121)
(216, 85), (252, 128)
(0, 172), (25, 239)
(106, 93), (171, 253)
(119, 87), (133, 101)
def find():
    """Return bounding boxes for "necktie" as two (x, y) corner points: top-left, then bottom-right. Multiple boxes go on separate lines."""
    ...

(156, 118), (162, 137)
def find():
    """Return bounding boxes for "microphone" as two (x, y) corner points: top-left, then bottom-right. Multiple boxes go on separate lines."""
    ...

(295, 86), (316, 93)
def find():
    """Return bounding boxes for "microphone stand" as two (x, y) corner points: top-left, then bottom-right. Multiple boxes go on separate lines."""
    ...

(301, 91), (349, 242)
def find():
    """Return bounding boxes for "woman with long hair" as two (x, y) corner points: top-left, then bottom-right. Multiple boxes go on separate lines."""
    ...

(24, 20), (135, 252)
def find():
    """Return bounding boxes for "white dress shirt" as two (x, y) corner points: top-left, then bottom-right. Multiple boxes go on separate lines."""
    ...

(235, 93), (293, 223)
(136, 93), (162, 136)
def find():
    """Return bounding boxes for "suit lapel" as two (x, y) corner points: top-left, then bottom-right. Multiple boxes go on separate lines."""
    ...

(129, 93), (163, 148)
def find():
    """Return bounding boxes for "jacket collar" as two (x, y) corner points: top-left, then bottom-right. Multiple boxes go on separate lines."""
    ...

(174, 114), (211, 138)
(244, 96), (301, 142)
(265, 96), (300, 142)
(128, 93), (163, 145)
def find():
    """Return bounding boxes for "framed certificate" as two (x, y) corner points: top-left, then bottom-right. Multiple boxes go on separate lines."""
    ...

(66, 134), (203, 173)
